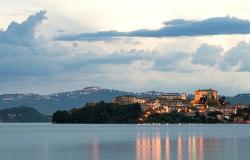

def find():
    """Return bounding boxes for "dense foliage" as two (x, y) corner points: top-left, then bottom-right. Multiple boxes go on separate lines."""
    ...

(145, 111), (222, 123)
(232, 108), (250, 120)
(0, 106), (50, 122)
(53, 101), (143, 123)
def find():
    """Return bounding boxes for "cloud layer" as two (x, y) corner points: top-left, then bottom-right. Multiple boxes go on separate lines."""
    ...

(55, 16), (250, 41)
(2, 11), (250, 94)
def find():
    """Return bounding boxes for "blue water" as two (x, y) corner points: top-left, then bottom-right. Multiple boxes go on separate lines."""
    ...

(0, 124), (250, 160)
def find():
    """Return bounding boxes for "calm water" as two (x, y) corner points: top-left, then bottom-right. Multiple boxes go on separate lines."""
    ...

(0, 124), (250, 160)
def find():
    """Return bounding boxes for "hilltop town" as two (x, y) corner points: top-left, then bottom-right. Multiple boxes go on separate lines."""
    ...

(112, 89), (250, 124)
(52, 88), (250, 124)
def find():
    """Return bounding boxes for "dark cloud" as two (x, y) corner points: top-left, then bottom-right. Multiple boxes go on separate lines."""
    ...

(55, 31), (123, 41)
(55, 16), (250, 41)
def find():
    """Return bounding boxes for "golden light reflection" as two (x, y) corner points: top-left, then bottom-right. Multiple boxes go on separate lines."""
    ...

(136, 131), (206, 160)
(165, 133), (170, 160)
(177, 134), (183, 160)
(136, 132), (162, 160)
(155, 132), (161, 160)
(199, 136), (204, 160)
(187, 135), (205, 160)
(188, 135), (192, 160)
(192, 136), (196, 160)
(92, 137), (99, 160)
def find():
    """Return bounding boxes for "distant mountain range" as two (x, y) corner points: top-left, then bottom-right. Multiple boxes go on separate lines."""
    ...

(0, 106), (50, 122)
(0, 87), (249, 114)
(227, 94), (250, 105)
(0, 88), (135, 114)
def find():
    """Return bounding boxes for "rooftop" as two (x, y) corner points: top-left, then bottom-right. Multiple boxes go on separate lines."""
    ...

(196, 88), (217, 92)
(160, 93), (180, 96)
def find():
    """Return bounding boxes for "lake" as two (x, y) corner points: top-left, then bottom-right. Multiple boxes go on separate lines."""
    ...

(0, 124), (250, 160)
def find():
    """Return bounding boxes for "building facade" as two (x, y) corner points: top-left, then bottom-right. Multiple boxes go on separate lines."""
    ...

(191, 89), (218, 106)
(112, 95), (147, 105)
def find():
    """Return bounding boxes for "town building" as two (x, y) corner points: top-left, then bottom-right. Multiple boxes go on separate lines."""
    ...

(159, 93), (187, 100)
(141, 94), (189, 113)
(113, 92), (189, 113)
(191, 88), (218, 107)
(110, 88), (250, 123)
(112, 95), (148, 105)
(82, 86), (101, 92)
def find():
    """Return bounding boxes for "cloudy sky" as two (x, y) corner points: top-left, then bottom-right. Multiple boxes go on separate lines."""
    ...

(1, 0), (250, 95)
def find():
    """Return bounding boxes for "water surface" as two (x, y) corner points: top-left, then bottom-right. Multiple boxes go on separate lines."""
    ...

(0, 123), (250, 160)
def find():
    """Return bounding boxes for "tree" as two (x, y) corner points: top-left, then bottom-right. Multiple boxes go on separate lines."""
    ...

(52, 110), (72, 123)
(52, 102), (143, 124)
(218, 96), (226, 106)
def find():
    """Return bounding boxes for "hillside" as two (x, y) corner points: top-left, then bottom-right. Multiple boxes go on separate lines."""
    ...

(227, 94), (250, 105)
(0, 88), (134, 114)
(0, 106), (50, 122)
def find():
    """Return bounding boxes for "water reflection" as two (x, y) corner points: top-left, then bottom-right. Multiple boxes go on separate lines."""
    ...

(136, 131), (206, 160)
(187, 135), (205, 160)
(177, 133), (182, 160)
(91, 135), (99, 160)
(165, 133), (170, 160)
(0, 124), (249, 160)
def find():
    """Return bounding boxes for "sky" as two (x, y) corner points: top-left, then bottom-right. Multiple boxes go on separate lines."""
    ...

(1, 0), (250, 95)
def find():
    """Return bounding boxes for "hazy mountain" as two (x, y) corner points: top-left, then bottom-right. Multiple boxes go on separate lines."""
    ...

(136, 91), (165, 98)
(0, 106), (50, 122)
(226, 94), (250, 105)
(0, 87), (134, 114)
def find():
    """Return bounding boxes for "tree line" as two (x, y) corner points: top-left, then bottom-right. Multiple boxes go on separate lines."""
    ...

(52, 101), (142, 123)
